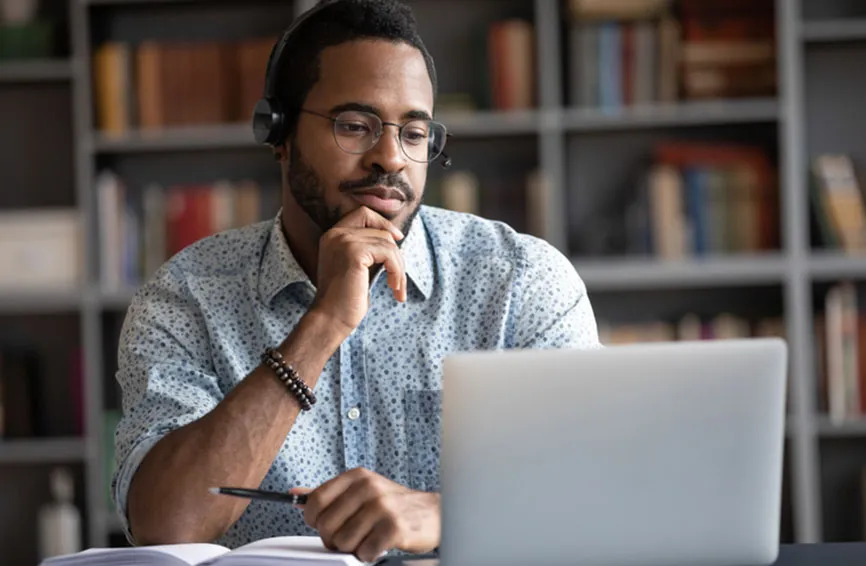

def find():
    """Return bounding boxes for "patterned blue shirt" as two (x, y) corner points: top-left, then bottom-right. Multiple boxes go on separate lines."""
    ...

(112, 205), (600, 548)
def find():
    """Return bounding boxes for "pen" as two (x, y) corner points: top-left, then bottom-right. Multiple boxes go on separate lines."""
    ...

(209, 486), (308, 505)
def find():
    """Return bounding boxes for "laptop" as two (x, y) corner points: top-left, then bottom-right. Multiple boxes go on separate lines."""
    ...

(433, 338), (788, 566)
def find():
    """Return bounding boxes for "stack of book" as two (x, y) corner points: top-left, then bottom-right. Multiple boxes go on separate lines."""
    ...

(565, 0), (777, 109)
(815, 282), (866, 424)
(96, 171), (281, 289)
(598, 312), (785, 345)
(437, 19), (536, 113)
(624, 141), (778, 258)
(426, 168), (547, 237)
(92, 37), (275, 135)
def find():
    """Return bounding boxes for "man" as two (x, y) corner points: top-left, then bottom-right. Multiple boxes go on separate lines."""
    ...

(112, 0), (600, 562)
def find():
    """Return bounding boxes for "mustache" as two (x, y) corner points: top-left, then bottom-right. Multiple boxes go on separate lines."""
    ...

(339, 172), (415, 201)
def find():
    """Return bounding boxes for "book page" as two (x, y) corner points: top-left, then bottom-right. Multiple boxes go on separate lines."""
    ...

(41, 543), (229, 565)
(138, 543), (232, 564)
(208, 536), (365, 565)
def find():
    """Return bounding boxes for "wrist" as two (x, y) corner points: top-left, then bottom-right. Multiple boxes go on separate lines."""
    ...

(414, 491), (441, 553)
(304, 306), (356, 343)
(284, 308), (353, 359)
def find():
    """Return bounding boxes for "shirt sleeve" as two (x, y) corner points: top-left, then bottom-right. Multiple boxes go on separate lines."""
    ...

(508, 237), (601, 350)
(111, 264), (224, 544)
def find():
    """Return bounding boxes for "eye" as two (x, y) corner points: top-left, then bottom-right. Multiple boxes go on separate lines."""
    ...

(402, 128), (429, 145)
(335, 120), (372, 136)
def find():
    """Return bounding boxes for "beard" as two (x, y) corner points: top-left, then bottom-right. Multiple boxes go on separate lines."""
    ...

(286, 141), (343, 233)
(286, 140), (422, 241)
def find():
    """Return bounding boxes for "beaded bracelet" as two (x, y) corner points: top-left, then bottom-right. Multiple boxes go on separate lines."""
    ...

(262, 347), (317, 411)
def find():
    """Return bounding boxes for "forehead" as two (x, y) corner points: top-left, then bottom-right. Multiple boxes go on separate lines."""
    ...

(307, 39), (434, 115)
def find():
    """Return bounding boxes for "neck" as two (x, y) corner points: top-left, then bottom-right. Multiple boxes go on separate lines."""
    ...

(280, 202), (323, 286)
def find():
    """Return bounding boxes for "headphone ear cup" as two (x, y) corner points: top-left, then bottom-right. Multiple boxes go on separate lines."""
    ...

(252, 97), (286, 146)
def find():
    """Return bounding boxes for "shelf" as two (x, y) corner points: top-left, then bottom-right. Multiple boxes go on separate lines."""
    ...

(0, 60), (74, 83)
(438, 109), (540, 137)
(83, 0), (203, 5)
(563, 98), (779, 132)
(0, 288), (85, 314)
(574, 255), (788, 291)
(92, 123), (257, 153)
(802, 19), (866, 43)
(0, 438), (87, 464)
(91, 109), (544, 153)
(817, 417), (866, 438)
(98, 286), (138, 310)
(86, 101), (778, 149)
(808, 253), (866, 281)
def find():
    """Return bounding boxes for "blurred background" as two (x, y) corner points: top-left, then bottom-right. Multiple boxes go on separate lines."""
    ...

(1, 0), (866, 563)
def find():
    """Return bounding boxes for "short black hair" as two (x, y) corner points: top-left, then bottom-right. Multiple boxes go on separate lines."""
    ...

(273, 0), (438, 141)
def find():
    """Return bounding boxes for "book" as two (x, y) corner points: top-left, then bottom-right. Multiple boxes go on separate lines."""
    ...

(812, 154), (866, 253)
(40, 536), (367, 566)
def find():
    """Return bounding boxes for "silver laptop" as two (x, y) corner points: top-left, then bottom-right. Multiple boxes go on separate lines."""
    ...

(438, 338), (788, 566)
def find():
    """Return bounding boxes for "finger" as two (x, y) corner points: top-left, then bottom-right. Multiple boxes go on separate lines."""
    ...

(353, 241), (405, 302)
(352, 228), (399, 244)
(304, 469), (367, 531)
(381, 247), (406, 302)
(337, 206), (404, 241)
(330, 500), (388, 556)
(368, 239), (405, 298)
(315, 480), (380, 550)
(355, 519), (400, 563)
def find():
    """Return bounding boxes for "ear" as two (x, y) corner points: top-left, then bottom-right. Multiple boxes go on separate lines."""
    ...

(273, 143), (288, 163)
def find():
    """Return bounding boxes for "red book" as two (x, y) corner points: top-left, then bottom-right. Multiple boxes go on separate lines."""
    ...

(167, 185), (214, 256)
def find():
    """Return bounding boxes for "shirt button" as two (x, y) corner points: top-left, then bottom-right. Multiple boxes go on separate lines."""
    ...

(347, 407), (361, 420)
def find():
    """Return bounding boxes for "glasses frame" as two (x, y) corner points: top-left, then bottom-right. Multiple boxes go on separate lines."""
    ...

(300, 108), (450, 164)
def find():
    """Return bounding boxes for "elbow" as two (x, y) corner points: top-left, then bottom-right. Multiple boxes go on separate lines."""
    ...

(127, 479), (220, 546)
(128, 504), (210, 546)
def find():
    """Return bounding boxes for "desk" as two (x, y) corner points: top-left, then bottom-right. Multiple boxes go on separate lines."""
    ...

(378, 543), (866, 565)
(775, 543), (866, 565)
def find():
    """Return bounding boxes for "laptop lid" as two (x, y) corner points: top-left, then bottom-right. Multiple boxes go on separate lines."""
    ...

(440, 338), (787, 566)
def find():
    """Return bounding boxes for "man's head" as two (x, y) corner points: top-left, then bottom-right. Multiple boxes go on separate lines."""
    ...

(270, 0), (440, 238)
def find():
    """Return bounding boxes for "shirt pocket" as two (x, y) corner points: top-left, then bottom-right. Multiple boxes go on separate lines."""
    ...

(404, 389), (442, 493)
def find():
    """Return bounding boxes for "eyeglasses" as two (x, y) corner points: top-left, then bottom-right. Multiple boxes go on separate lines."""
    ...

(300, 108), (449, 164)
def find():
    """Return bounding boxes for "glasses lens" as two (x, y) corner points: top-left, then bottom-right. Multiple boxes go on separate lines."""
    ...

(400, 120), (447, 163)
(333, 111), (380, 154)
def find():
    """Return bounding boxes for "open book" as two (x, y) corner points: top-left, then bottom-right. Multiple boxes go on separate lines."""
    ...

(40, 536), (369, 566)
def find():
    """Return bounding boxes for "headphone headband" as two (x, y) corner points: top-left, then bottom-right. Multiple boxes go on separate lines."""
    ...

(253, 0), (337, 146)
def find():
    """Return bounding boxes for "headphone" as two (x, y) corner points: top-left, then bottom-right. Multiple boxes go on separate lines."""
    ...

(251, 0), (451, 168)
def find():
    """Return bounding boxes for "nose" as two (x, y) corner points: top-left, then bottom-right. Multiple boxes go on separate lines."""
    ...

(363, 124), (408, 174)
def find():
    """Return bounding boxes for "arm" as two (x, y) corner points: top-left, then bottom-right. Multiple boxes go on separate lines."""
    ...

(118, 207), (407, 545)
(126, 308), (348, 545)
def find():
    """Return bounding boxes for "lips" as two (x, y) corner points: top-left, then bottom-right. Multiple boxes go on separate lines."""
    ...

(349, 185), (406, 214)
(353, 186), (406, 201)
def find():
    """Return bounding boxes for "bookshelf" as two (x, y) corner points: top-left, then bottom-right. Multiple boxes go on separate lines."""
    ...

(5, 0), (866, 561)
(562, 97), (780, 131)
(575, 255), (788, 291)
(0, 438), (89, 465)
(802, 19), (866, 43)
(0, 59), (74, 82)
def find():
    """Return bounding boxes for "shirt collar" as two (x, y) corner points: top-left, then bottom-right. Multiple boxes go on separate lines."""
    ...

(258, 212), (310, 306)
(258, 208), (434, 306)
(401, 209), (434, 300)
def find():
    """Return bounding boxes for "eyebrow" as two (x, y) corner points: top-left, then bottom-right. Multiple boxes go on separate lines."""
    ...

(328, 102), (433, 122)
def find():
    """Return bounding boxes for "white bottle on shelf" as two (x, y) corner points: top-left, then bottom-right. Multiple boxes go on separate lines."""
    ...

(37, 467), (82, 560)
